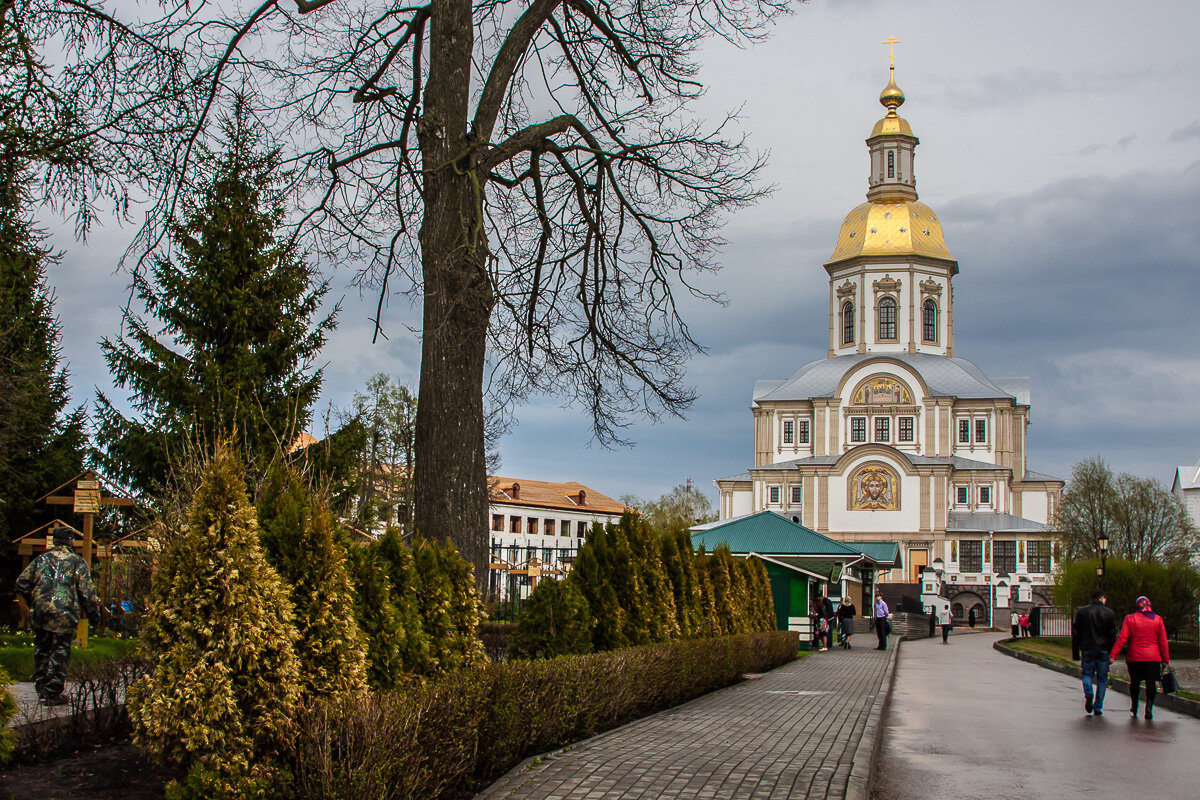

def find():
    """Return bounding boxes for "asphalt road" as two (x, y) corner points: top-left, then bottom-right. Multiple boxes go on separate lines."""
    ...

(872, 631), (1200, 800)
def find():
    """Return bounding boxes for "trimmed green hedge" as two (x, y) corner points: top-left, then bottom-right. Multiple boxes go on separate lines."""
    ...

(289, 629), (799, 800)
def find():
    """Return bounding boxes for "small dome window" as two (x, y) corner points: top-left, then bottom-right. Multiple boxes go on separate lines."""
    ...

(841, 301), (855, 345)
(887, 150), (895, 179)
(922, 299), (938, 343)
(878, 297), (897, 340)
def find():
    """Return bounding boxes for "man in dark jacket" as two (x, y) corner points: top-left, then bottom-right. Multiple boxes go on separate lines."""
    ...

(1072, 589), (1117, 716)
(15, 527), (101, 706)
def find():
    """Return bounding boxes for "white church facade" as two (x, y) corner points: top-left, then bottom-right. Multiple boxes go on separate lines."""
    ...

(714, 64), (1064, 623)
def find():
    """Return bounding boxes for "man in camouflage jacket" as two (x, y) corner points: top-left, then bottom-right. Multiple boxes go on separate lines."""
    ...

(15, 527), (101, 705)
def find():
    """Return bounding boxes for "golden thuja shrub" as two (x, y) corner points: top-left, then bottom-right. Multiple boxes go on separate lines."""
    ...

(128, 447), (301, 799)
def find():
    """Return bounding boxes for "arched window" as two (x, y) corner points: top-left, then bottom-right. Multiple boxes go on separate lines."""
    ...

(878, 296), (897, 340)
(887, 150), (895, 179)
(922, 298), (938, 342)
(841, 301), (855, 345)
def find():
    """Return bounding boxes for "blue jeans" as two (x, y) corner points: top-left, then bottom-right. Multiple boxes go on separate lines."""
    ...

(1080, 650), (1109, 710)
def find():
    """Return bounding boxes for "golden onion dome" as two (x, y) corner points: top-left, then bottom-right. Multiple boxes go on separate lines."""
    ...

(825, 201), (955, 266)
(879, 71), (905, 111)
(871, 70), (914, 138)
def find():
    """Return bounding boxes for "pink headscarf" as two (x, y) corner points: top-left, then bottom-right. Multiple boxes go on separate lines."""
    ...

(1135, 595), (1156, 619)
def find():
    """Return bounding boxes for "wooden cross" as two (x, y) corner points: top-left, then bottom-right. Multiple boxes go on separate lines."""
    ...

(882, 36), (902, 69)
(39, 469), (134, 648)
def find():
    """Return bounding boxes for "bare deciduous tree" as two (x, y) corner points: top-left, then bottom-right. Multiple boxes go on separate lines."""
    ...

(21, 0), (792, 584)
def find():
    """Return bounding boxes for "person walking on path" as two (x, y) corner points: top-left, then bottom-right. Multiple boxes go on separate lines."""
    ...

(968, 607), (976, 628)
(1111, 595), (1170, 720)
(14, 526), (101, 706)
(1029, 604), (1041, 637)
(937, 603), (952, 644)
(1072, 589), (1117, 716)
(837, 596), (857, 649)
(1019, 612), (1030, 637)
(821, 595), (836, 649)
(1010, 611), (1020, 637)
(873, 593), (890, 651)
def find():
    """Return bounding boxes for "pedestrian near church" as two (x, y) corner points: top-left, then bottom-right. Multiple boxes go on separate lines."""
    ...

(15, 526), (101, 706)
(968, 607), (976, 628)
(1019, 612), (1030, 637)
(1111, 595), (1170, 720)
(937, 603), (952, 644)
(873, 593), (890, 651)
(837, 596), (857, 649)
(1072, 589), (1117, 716)
(1010, 611), (1020, 638)
(821, 594), (836, 649)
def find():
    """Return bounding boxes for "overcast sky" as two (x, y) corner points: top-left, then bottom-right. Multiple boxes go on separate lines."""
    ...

(47, 0), (1200, 505)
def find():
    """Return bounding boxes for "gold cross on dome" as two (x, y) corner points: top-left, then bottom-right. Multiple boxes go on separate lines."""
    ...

(882, 36), (902, 68)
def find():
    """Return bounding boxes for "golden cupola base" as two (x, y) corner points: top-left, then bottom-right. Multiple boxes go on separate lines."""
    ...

(826, 201), (956, 267)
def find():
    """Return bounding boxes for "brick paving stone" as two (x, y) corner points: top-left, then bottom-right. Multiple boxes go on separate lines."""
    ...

(475, 643), (897, 800)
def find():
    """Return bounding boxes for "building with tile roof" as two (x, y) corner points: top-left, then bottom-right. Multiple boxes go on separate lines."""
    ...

(487, 476), (629, 599)
(713, 62), (1063, 625)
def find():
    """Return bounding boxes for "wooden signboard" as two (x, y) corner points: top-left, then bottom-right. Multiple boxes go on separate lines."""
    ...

(74, 479), (102, 514)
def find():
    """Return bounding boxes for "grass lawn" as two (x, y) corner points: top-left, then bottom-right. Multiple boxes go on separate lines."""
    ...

(0, 633), (139, 682)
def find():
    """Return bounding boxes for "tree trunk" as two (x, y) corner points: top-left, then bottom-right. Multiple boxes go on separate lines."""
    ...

(413, 0), (493, 590)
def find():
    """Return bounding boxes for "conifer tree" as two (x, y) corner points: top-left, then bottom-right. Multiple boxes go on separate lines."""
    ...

(509, 577), (595, 660)
(694, 549), (722, 637)
(607, 522), (652, 645)
(257, 465), (368, 698)
(0, 150), (85, 544)
(571, 528), (627, 651)
(129, 447), (300, 799)
(438, 539), (488, 669)
(95, 99), (337, 492)
(623, 515), (678, 642)
(661, 529), (704, 638)
(346, 543), (407, 690)
(375, 529), (434, 676)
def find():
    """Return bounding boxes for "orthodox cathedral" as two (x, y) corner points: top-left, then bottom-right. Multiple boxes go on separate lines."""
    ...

(713, 61), (1064, 623)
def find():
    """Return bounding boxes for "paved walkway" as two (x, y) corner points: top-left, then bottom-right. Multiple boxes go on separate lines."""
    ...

(873, 632), (1200, 800)
(6, 682), (76, 727)
(476, 641), (896, 800)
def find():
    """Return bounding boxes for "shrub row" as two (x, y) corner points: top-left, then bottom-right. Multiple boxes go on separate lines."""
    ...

(288, 630), (799, 800)
(511, 515), (777, 658)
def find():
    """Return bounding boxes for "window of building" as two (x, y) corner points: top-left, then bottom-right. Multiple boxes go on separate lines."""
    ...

(509, 515), (522, 533)
(841, 301), (855, 345)
(1027, 540), (1052, 573)
(508, 545), (520, 563)
(922, 299), (938, 343)
(874, 416), (890, 442)
(898, 416), (914, 442)
(527, 517), (539, 535)
(887, 149), (895, 179)
(994, 540), (1016, 574)
(960, 540), (983, 572)
(543, 547), (554, 564)
(768, 485), (781, 505)
(798, 419), (810, 444)
(878, 297), (898, 340)
(782, 419), (794, 445)
(958, 419), (971, 443)
(955, 485), (969, 505)
(492, 514), (504, 532)
(851, 416), (867, 443)
(979, 486), (992, 505)
(544, 519), (556, 536)
(790, 485), (803, 505)
(577, 521), (587, 538)
(975, 418), (987, 444)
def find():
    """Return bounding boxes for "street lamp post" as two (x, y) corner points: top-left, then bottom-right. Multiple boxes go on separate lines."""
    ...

(1097, 535), (1110, 592)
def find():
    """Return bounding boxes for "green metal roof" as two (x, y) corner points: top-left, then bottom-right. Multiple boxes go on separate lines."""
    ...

(852, 541), (902, 568)
(691, 511), (866, 557)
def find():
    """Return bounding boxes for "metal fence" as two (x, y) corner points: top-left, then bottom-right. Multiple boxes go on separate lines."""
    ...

(1037, 606), (1072, 637)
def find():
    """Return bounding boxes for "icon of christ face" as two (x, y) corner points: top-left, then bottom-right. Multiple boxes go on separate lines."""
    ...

(864, 474), (886, 502)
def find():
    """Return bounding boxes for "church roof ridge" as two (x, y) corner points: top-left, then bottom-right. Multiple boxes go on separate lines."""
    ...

(753, 352), (1016, 404)
(946, 510), (1048, 533)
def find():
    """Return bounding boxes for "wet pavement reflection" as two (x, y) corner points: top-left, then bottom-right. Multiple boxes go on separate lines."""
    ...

(872, 631), (1200, 800)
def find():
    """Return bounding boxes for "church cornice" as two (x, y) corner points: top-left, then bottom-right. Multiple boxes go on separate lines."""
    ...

(824, 253), (959, 276)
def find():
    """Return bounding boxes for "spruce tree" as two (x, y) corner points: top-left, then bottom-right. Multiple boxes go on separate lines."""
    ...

(661, 529), (704, 638)
(96, 99), (337, 492)
(607, 522), (651, 645)
(129, 447), (300, 799)
(257, 465), (368, 698)
(624, 516), (678, 642)
(0, 154), (85, 544)
(438, 540), (488, 669)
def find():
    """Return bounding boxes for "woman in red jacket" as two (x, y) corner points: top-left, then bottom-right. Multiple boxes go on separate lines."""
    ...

(1110, 595), (1170, 720)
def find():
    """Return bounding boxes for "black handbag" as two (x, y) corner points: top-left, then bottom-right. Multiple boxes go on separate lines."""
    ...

(1161, 666), (1178, 695)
